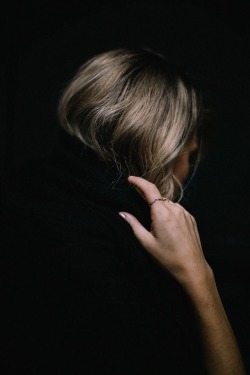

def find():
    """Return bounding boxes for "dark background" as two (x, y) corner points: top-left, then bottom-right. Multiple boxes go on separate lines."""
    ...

(3, 0), (250, 370)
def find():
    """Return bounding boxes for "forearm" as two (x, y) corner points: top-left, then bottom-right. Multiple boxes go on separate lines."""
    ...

(183, 269), (246, 375)
(122, 176), (246, 374)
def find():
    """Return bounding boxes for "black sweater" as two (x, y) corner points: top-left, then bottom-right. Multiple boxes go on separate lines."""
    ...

(1, 130), (206, 374)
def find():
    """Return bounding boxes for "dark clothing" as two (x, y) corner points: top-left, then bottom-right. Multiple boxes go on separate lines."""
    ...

(1, 130), (206, 374)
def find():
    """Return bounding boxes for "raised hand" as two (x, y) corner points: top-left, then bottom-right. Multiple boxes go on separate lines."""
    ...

(119, 176), (246, 375)
(119, 176), (212, 290)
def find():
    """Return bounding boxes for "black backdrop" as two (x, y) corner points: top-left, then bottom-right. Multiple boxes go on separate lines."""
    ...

(3, 0), (250, 370)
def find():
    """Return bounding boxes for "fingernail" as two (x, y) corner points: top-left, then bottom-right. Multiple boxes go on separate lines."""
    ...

(119, 212), (127, 219)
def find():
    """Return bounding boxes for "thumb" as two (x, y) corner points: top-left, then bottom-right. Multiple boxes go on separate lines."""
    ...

(119, 212), (154, 249)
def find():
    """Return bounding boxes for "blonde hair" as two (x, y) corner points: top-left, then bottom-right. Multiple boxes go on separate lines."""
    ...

(58, 49), (204, 200)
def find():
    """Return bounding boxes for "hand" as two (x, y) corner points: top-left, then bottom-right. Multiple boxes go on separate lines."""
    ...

(120, 176), (246, 375)
(119, 176), (212, 290)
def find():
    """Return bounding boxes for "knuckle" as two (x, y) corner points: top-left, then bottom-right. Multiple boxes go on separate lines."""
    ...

(173, 204), (184, 215)
(189, 214), (197, 224)
(191, 215), (197, 224)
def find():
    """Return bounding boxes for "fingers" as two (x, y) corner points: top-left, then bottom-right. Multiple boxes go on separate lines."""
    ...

(119, 212), (154, 249)
(128, 176), (160, 203)
(127, 176), (202, 248)
(128, 176), (171, 214)
(120, 177), (208, 284)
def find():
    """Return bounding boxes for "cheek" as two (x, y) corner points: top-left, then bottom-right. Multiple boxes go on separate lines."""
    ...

(173, 153), (190, 183)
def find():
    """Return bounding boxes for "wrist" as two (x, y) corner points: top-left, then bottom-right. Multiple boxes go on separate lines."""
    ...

(180, 264), (218, 305)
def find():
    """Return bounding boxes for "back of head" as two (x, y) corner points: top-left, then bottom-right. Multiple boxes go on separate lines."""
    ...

(58, 48), (204, 200)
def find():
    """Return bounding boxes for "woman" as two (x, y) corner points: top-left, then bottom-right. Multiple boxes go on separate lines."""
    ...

(1, 49), (245, 374)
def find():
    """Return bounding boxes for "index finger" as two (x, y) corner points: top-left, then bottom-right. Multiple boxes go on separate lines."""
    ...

(128, 176), (170, 212)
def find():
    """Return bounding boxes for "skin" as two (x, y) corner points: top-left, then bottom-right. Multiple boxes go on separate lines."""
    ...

(173, 136), (199, 183)
(119, 144), (246, 375)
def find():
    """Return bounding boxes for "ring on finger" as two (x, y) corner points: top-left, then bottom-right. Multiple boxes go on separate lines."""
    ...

(148, 197), (168, 206)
